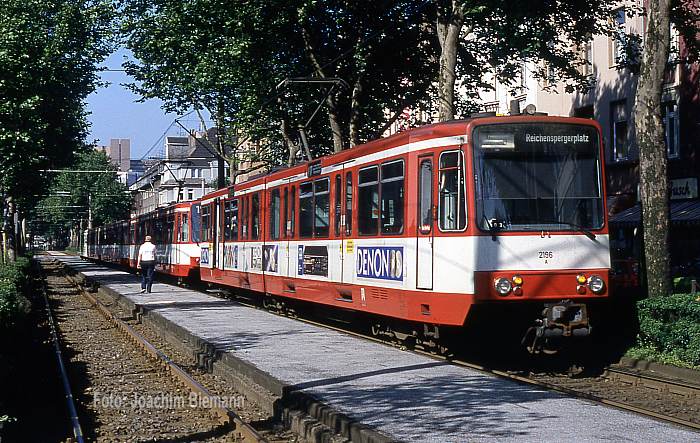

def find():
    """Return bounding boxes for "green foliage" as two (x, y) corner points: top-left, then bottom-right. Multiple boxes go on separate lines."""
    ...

(630, 293), (700, 368)
(120, 0), (631, 160)
(0, 0), (115, 208)
(0, 257), (31, 330)
(34, 150), (132, 239)
(672, 277), (697, 294)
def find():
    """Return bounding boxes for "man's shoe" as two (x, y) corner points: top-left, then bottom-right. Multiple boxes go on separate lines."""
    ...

(140, 289), (146, 293)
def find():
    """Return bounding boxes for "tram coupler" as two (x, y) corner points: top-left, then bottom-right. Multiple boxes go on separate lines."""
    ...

(522, 300), (591, 354)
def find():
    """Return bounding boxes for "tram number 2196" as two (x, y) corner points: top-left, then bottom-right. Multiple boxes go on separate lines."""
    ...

(538, 251), (554, 259)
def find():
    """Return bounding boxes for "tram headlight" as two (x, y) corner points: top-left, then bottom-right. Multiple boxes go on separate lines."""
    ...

(494, 277), (512, 296)
(588, 275), (605, 294)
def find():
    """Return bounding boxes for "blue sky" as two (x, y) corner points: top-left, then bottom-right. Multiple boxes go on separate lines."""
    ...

(85, 49), (195, 159)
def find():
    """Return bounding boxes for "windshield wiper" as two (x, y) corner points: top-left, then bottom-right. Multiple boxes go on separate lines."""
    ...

(543, 220), (597, 241)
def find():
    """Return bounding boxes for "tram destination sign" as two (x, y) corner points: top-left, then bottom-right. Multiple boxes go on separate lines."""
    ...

(476, 123), (598, 153)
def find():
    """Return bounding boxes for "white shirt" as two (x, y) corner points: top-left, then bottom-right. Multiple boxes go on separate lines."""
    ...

(138, 242), (156, 262)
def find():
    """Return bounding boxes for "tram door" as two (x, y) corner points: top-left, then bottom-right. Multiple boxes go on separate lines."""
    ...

(416, 155), (434, 290)
(211, 198), (220, 269)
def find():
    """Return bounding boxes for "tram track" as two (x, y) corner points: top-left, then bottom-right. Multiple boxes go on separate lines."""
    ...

(67, 255), (700, 435)
(40, 265), (85, 443)
(218, 291), (700, 434)
(38, 256), (272, 442)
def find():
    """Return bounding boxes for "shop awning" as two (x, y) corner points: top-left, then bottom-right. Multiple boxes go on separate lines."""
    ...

(610, 200), (700, 227)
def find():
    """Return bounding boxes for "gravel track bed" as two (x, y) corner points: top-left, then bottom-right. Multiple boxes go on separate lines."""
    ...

(526, 369), (700, 426)
(89, 287), (298, 442)
(41, 262), (237, 442)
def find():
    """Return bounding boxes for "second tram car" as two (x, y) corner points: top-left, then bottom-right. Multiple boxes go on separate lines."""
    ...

(85, 200), (202, 280)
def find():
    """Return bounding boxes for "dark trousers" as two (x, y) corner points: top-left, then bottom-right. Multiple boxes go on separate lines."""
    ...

(140, 261), (155, 292)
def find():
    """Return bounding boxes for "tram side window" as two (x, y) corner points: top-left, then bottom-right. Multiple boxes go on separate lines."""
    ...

(180, 213), (189, 242)
(419, 159), (433, 233)
(334, 175), (342, 236)
(290, 186), (296, 237)
(251, 193), (260, 240)
(223, 200), (233, 241)
(439, 151), (467, 231)
(201, 205), (211, 242)
(231, 199), (238, 240)
(299, 182), (314, 238)
(345, 172), (352, 236)
(191, 204), (201, 242)
(270, 189), (280, 240)
(315, 178), (330, 237)
(381, 160), (404, 234)
(241, 196), (248, 239)
(358, 166), (379, 235)
(166, 214), (175, 243)
(282, 188), (288, 239)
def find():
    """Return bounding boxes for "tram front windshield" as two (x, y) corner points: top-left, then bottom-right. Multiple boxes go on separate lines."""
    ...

(473, 123), (604, 232)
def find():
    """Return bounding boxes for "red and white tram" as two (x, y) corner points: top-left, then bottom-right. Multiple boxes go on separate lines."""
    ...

(85, 200), (201, 280)
(195, 115), (610, 350)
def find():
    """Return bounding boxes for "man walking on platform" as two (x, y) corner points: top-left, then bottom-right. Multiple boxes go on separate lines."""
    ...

(137, 235), (156, 293)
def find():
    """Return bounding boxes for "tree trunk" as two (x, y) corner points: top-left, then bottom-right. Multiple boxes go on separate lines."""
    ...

(349, 76), (364, 147)
(301, 24), (345, 152)
(5, 196), (16, 261)
(436, 2), (464, 122)
(326, 94), (344, 152)
(281, 116), (299, 166)
(634, 0), (672, 297)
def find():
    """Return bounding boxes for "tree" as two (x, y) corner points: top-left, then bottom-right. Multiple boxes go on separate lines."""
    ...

(121, 0), (301, 180)
(121, 0), (438, 165)
(0, 0), (114, 259)
(434, 0), (622, 121)
(633, 0), (699, 297)
(35, 150), (132, 248)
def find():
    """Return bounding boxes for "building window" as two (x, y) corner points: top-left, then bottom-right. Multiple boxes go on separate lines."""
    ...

(663, 101), (679, 158)
(611, 100), (629, 161)
(579, 39), (594, 77)
(610, 8), (626, 66)
(270, 189), (280, 240)
(438, 151), (466, 231)
(187, 190), (194, 200)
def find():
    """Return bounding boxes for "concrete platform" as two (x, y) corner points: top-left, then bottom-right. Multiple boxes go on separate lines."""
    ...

(48, 253), (700, 442)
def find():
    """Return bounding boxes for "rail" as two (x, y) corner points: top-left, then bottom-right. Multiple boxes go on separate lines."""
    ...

(58, 266), (266, 443)
(41, 276), (85, 443)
